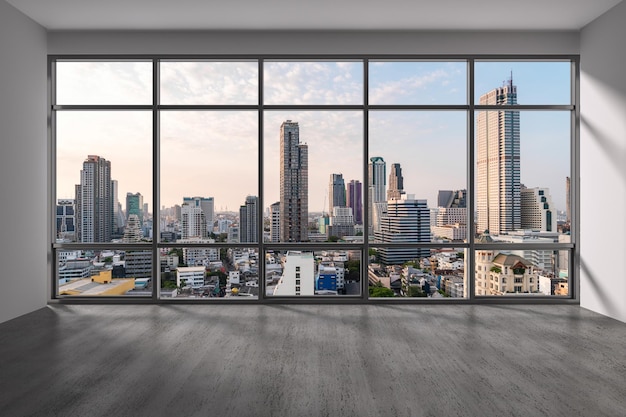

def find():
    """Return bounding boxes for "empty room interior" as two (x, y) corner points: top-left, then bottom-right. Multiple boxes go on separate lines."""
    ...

(1, 0), (626, 416)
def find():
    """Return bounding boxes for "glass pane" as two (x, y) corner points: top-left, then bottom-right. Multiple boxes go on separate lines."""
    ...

(369, 61), (467, 105)
(160, 61), (258, 105)
(56, 111), (153, 243)
(160, 111), (258, 243)
(56, 61), (152, 105)
(263, 111), (363, 243)
(475, 61), (571, 105)
(475, 249), (569, 296)
(368, 247), (467, 298)
(369, 111), (467, 243)
(57, 249), (152, 297)
(264, 61), (363, 105)
(265, 250), (361, 296)
(475, 111), (570, 241)
(160, 247), (258, 299)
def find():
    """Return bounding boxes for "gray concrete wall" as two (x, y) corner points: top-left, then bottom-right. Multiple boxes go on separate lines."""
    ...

(580, 1), (626, 323)
(47, 30), (579, 55)
(0, 1), (48, 324)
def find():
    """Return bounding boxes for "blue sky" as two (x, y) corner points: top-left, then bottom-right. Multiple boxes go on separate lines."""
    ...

(55, 60), (571, 214)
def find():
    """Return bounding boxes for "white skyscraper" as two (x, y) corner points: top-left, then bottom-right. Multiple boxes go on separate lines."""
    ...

(521, 187), (557, 232)
(183, 196), (214, 235)
(476, 76), (521, 236)
(368, 156), (386, 233)
(181, 203), (206, 239)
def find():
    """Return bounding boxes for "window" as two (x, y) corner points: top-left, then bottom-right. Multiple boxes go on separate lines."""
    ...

(51, 56), (577, 301)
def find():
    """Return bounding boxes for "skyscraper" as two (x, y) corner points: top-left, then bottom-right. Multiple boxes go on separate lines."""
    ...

(183, 196), (214, 235)
(181, 202), (207, 239)
(521, 187), (556, 232)
(368, 156), (386, 232)
(270, 201), (280, 243)
(239, 195), (258, 243)
(328, 173), (346, 214)
(75, 155), (113, 243)
(387, 163), (405, 201)
(126, 192), (143, 225)
(279, 120), (308, 242)
(476, 76), (521, 235)
(347, 180), (363, 225)
(374, 195), (430, 264)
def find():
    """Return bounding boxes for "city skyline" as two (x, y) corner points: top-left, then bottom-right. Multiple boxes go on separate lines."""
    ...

(56, 61), (571, 214)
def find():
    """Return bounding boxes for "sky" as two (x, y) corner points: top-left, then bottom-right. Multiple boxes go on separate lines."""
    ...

(55, 60), (572, 214)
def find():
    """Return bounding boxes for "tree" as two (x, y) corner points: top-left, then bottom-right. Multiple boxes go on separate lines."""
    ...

(369, 282), (394, 297)
(328, 235), (340, 242)
(490, 266), (502, 273)
(456, 252), (465, 259)
(103, 256), (113, 264)
(408, 286), (427, 297)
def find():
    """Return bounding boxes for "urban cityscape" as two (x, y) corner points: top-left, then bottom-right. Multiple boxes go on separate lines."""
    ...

(56, 73), (571, 299)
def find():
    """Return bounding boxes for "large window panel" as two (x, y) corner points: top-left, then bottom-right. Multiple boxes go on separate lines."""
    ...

(369, 111), (467, 244)
(56, 111), (153, 243)
(474, 111), (571, 242)
(474, 249), (570, 297)
(474, 61), (572, 105)
(160, 247), (259, 299)
(263, 111), (363, 243)
(57, 249), (152, 297)
(160, 111), (258, 243)
(160, 60), (258, 105)
(264, 61), (363, 105)
(368, 247), (467, 298)
(56, 61), (152, 105)
(369, 61), (467, 105)
(265, 250), (362, 297)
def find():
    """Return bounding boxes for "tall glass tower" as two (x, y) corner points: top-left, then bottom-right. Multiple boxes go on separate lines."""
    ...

(476, 76), (521, 236)
(279, 120), (308, 242)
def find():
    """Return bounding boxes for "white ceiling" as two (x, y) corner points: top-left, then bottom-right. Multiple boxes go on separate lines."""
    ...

(6, 0), (623, 31)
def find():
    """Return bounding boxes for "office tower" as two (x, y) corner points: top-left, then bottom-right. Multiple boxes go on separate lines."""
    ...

(181, 202), (207, 239)
(347, 179), (363, 225)
(476, 76), (521, 235)
(368, 156), (386, 232)
(328, 206), (355, 238)
(270, 201), (280, 242)
(375, 195), (430, 264)
(75, 155), (113, 243)
(521, 187), (557, 232)
(239, 195), (258, 243)
(126, 192), (143, 225)
(432, 189), (468, 241)
(329, 173), (346, 214)
(143, 203), (149, 221)
(183, 196), (214, 235)
(279, 120), (308, 242)
(387, 163), (405, 201)
(122, 214), (142, 243)
(56, 199), (75, 241)
(566, 176), (571, 225)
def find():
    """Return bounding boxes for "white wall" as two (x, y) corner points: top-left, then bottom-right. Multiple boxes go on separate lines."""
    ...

(580, 1), (626, 323)
(0, 1), (48, 323)
(47, 30), (579, 55)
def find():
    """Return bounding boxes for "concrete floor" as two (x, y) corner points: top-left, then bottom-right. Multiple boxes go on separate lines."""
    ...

(0, 304), (624, 417)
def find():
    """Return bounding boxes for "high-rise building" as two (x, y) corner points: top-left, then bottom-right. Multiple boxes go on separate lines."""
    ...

(347, 180), (362, 225)
(368, 156), (386, 232)
(181, 202), (207, 239)
(122, 214), (142, 243)
(521, 187), (557, 232)
(111, 180), (124, 233)
(279, 120), (308, 242)
(432, 189), (468, 241)
(328, 206), (355, 239)
(329, 173), (346, 214)
(375, 195), (430, 264)
(476, 76), (521, 236)
(387, 163), (405, 201)
(239, 195), (258, 243)
(273, 251), (315, 296)
(565, 176), (571, 225)
(183, 196), (214, 235)
(56, 199), (75, 241)
(75, 155), (113, 243)
(270, 201), (280, 243)
(126, 192), (143, 225)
